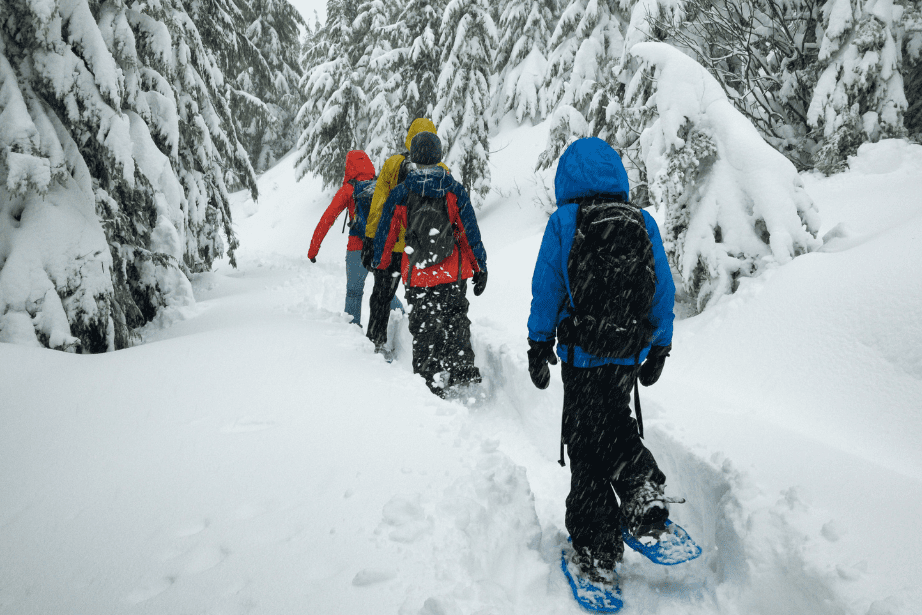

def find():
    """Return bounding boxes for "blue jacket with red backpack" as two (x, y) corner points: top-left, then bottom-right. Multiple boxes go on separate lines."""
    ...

(373, 167), (487, 287)
(527, 137), (675, 367)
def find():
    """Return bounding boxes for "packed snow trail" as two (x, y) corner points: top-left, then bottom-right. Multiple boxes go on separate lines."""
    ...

(2, 133), (920, 615)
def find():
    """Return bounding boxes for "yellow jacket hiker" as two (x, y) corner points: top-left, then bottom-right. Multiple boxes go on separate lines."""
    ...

(365, 118), (450, 253)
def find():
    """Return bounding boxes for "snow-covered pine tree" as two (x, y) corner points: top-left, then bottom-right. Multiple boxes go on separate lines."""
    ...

(434, 0), (497, 204)
(493, 0), (558, 124)
(809, 0), (909, 173)
(393, 0), (449, 127)
(295, 0), (367, 187)
(903, 1), (922, 138)
(354, 0), (404, 166)
(186, 0), (304, 179)
(629, 43), (821, 312)
(537, 0), (624, 169)
(0, 0), (256, 352)
(599, 0), (692, 206)
(242, 0), (306, 171)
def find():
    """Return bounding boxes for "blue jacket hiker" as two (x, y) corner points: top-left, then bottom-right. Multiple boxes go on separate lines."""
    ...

(526, 137), (678, 584)
(373, 132), (488, 396)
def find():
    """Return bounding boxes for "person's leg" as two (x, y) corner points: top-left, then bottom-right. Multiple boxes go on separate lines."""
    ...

(442, 279), (480, 386)
(388, 290), (405, 314)
(366, 256), (402, 347)
(344, 250), (367, 325)
(563, 362), (626, 565)
(406, 285), (446, 394)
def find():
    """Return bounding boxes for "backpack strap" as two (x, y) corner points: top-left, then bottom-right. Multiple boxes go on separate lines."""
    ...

(634, 351), (644, 439)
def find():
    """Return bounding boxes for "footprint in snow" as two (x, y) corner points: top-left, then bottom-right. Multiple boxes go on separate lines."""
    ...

(352, 569), (397, 586)
(380, 494), (432, 543)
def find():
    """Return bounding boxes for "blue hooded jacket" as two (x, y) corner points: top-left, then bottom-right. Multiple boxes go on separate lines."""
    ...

(527, 137), (675, 367)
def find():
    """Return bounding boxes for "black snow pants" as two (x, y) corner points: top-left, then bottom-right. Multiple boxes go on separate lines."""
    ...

(366, 256), (402, 347)
(405, 279), (480, 394)
(562, 361), (665, 558)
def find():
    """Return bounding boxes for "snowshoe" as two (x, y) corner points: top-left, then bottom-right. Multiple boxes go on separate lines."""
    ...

(622, 519), (702, 566)
(561, 538), (623, 613)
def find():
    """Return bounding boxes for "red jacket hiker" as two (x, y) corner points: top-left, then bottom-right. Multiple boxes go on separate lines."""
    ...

(308, 151), (376, 260)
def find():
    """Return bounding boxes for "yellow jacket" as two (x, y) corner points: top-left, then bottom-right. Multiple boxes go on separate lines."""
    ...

(365, 118), (450, 251)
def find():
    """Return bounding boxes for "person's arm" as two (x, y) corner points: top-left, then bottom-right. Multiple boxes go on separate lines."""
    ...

(527, 213), (567, 343)
(365, 154), (403, 239)
(374, 184), (408, 267)
(643, 211), (676, 348)
(452, 180), (487, 272)
(308, 185), (353, 260)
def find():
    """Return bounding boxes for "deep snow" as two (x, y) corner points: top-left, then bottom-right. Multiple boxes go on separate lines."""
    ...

(1, 127), (920, 615)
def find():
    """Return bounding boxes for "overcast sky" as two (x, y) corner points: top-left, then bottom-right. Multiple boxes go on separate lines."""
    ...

(288, 0), (327, 28)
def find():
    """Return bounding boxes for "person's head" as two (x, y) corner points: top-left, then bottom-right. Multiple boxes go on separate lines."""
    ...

(410, 131), (443, 167)
(405, 118), (439, 152)
(555, 137), (630, 206)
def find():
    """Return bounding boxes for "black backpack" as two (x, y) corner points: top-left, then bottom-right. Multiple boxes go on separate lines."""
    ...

(561, 198), (657, 359)
(404, 190), (455, 270)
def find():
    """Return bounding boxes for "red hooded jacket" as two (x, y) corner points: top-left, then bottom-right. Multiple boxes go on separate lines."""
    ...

(308, 151), (376, 259)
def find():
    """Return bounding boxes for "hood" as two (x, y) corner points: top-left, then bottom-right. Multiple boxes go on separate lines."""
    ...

(554, 137), (630, 205)
(344, 150), (375, 184)
(405, 166), (452, 198)
(405, 118), (438, 151)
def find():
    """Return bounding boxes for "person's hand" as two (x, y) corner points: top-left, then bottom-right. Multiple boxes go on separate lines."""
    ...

(309, 256), (316, 263)
(639, 345), (671, 386)
(361, 237), (374, 270)
(472, 270), (488, 296)
(527, 338), (558, 389)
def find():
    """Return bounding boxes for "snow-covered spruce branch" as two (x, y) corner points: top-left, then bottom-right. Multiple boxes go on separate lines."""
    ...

(644, 0), (822, 171)
(624, 42), (821, 312)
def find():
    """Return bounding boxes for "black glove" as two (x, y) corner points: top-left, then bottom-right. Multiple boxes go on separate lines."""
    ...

(472, 270), (488, 296)
(309, 257), (316, 263)
(361, 237), (375, 270)
(527, 338), (558, 390)
(639, 345), (671, 387)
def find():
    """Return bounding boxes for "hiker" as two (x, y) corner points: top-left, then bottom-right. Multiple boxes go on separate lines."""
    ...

(308, 149), (402, 325)
(372, 131), (487, 396)
(526, 137), (676, 583)
(362, 118), (449, 354)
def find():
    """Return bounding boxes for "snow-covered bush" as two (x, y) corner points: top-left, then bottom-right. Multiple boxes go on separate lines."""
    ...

(0, 0), (254, 351)
(434, 0), (496, 204)
(629, 43), (822, 311)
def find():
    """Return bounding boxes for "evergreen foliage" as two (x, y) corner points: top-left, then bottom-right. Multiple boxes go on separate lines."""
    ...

(295, 1), (367, 187)
(434, 0), (497, 204)
(355, 0), (404, 165)
(494, 0), (558, 124)
(187, 0), (304, 179)
(0, 0), (256, 351)
(809, 0), (909, 173)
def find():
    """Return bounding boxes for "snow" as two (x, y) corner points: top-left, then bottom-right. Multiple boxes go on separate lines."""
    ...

(2, 121), (922, 615)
